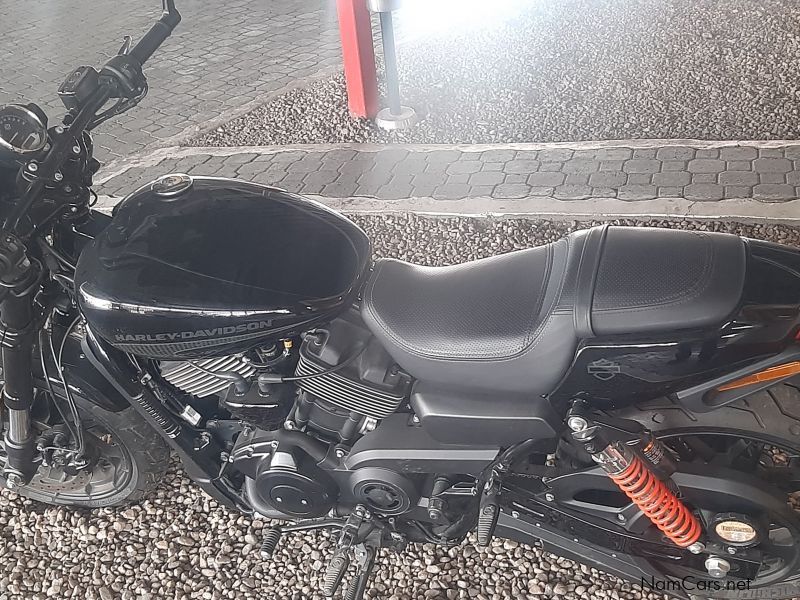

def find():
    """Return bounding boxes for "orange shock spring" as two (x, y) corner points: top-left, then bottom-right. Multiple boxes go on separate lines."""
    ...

(604, 444), (702, 548)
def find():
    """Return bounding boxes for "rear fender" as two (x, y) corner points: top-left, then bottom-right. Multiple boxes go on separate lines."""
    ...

(675, 346), (800, 413)
(676, 239), (800, 413)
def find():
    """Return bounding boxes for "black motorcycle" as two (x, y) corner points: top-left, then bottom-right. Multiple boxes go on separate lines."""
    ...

(2, 2), (800, 599)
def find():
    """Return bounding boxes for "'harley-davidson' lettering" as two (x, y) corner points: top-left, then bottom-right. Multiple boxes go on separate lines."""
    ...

(113, 320), (273, 343)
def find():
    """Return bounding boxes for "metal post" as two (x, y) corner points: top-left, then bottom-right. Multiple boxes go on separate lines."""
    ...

(379, 11), (402, 116)
(336, 0), (379, 119)
(368, 0), (419, 130)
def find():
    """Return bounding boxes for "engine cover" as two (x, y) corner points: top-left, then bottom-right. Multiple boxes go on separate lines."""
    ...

(350, 467), (418, 515)
(295, 310), (413, 429)
(253, 449), (336, 518)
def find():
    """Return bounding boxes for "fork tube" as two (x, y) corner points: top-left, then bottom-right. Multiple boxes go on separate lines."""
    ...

(2, 292), (38, 486)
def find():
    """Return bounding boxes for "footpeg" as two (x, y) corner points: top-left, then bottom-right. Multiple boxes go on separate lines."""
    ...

(477, 472), (500, 547)
(476, 501), (499, 546)
(257, 518), (343, 561)
(322, 552), (350, 597)
(322, 505), (370, 598)
(260, 526), (282, 558)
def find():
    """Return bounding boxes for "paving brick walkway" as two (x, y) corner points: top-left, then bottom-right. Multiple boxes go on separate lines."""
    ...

(98, 143), (800, 205)
(0, 0), (341, 161)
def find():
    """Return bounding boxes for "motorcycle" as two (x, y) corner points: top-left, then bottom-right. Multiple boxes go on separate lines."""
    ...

(1, 2), (800, 598)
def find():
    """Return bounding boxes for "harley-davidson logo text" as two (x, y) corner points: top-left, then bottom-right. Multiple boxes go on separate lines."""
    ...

(115, 320), (273, 343)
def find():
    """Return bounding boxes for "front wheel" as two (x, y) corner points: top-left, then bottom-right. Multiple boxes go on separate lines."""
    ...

(1, 392), (170, 508)
(605, 382), (800, 599)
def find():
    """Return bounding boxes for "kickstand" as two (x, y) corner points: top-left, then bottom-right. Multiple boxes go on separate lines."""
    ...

(343, 543), (377, 600)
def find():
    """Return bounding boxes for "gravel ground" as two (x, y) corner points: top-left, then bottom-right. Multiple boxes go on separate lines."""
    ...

(194, 0), (800, 147)
(2, 216), (800, 600)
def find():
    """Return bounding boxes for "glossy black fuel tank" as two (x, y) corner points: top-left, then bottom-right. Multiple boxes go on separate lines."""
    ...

(75, 176), (371, 359)
(550, 237), (800, 410)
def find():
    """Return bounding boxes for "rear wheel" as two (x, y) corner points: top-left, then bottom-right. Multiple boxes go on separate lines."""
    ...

(1, 392), (170, 508)
(605, 382), (800, 599)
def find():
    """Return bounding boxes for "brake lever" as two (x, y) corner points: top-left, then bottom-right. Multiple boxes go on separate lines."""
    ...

(117, 36), (133, 56)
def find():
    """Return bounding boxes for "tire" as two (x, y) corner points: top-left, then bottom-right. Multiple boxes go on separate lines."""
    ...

(613, 382), (800, 455)
(608, 382), (800, 599)
(1, 393), (170, 508)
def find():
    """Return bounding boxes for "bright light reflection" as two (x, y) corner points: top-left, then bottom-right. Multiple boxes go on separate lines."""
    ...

(398, 0), (532, 37)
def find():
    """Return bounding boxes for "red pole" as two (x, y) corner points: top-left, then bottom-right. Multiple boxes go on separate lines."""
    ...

(336, 0), (379, 119)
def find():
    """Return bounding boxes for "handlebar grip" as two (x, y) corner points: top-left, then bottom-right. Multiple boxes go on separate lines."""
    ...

(129, 7), (181, 65)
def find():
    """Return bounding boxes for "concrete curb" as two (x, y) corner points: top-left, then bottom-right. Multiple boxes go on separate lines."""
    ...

(94, 142), (800, 224)
(302, 195), (800, 224)
(97, 139), (800, 182)
(97, 139), (800, 185)
(93, 193), (800, 225)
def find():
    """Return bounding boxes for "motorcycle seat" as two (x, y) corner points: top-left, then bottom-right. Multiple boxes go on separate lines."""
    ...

(361, 225), (747, 395)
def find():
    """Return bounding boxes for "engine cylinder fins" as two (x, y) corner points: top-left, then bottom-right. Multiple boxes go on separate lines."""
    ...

(350, 468), (418, 516)
(159, 355), (256, 397)
(295, 354), (407, 419)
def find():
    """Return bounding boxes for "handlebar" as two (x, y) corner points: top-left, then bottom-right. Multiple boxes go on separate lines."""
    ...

(3, 0), (181, 233)
(5, 83), (115, 231)
(129, 0), (181, 65)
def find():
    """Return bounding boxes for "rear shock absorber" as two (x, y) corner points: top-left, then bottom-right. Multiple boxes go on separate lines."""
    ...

(594, 440), (701, 548)
(568, 416), (702, 550)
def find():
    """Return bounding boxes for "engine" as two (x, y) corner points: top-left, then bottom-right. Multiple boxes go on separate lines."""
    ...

(159, 309), (412, 441)
(158, 309), (418, 519)
(291, 310), (413, 443)
(160, 355), (256, 397)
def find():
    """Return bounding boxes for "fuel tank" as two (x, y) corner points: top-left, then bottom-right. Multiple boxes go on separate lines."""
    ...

(75, 175), (371, 359)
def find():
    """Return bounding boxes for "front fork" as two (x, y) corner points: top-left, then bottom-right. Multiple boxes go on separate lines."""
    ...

(0, 233), (42, 487)
(2, 292), (38, 487)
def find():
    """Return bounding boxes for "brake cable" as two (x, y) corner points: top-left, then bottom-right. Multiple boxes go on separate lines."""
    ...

(88, 81), (148, 131)
(39, 316), (85, 458)
(38, 328), (80, 451)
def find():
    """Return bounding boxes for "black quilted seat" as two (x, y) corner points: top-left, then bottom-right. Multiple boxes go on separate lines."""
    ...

(361, 226), (747, 395)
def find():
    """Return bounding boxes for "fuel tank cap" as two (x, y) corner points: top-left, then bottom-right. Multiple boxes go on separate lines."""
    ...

(151, 173), (193, 197)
